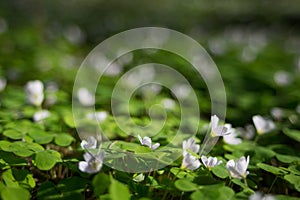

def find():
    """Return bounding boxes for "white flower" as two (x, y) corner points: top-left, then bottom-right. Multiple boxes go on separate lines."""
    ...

(297, 104), (300, 114)
(33, 110), (50, 122)
(182, 137), (200, 156)
(223, 125), (242, 145)
(226, 156), (250, 179)
(161, 98), (175, 110)
(201, 156), (222, 170)
(210, 115), (232, 137)
(81, 136), (97, 149)
(25, 80), (44, 106)
(274, 70), (292, 86)
(252, 115), (275, 134)
(0, 78), (6, 92)
(249, 192), (276, 200)
(86, 111), (108, 122)
(77, 87), (95, 106)
(45, 82), (58, 105)
(237, 125), (255, 140)
(138, 135), (160, 150)
(182, 153), (201, 171)
(79, 151), (105, 174)
(171, 84), (191, 99)
(270, 107), (283, 120)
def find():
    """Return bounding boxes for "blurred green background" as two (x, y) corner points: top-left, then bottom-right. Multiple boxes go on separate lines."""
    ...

(0, 0), (300, 126)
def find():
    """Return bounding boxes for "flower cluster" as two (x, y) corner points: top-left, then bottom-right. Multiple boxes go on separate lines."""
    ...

(181, 136), (250, 178)
(180, 137), (223, 171)
(79, 136), (105, 174)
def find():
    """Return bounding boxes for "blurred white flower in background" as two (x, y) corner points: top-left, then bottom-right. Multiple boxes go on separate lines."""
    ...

(210, 115), (232, 137)
(237, 125), (255, 140)
(296, 104), (300, 114)
(252, 115), (275, 134)
(273, 70), (292, 86)
(90, 53), (123, 77)
(0, 78), (7, 92)
(171, 84), (191, 100)
(161, 98), (176, 110)
(64, 24), (85, 45)
(208, 36), (227, 56)
(223, 124), (242, 145)
(138, 135), (160, 150)
(86, 111), (108, 122)
(0, 18), (7, 34)
(25, 80), (44, 107)
(45, 81), (58, 105)
(201, 156), (222, 170)
(249, 192), (276, 200)
(33, 110), (50, 122)
(270, 107), (283, 120)
(226, 156), (250, 179)
(77, 87), (95, 106)
(140, 84), (162, 99)
(116, 49), (133, 66)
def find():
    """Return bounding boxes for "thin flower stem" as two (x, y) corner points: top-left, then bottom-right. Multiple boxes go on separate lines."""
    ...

(228, 179), (232, 188)
(268, 176), (278, 193)
(162, 168), (182, 200)
(243, 177), (248, 188)
(199, 136), (210, 156)
(254, 134), (259, 143)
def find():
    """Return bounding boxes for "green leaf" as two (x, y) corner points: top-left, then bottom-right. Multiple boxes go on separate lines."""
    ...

(283, 128), (300, 143)
(212, 165), (229, 179)
(257, 163), (287, 175)
(34, 150), (62, 170)
(254, 146), (276, 160)
(109, 177), (130, 200)
(36, 181), (60, 200)
(0, 151), (27, 166)
(54, 133), (74, 147)
(284, 174), (300, 192)
(3, 129), (24, 140)
(9, 141), (44, 157)
(2, 169), (19, 187)
(275, 195), (300, 200)
(63, 115), (75, 128)
(0, 141), (11, 151)
(170, 167), (188, 179)
(28, 130), (54, 144)
(231, 178), (247, 189)
(12, 169), (36, 189)
(287, 165), (300, 175)
(276, 154), (300, 164)
(57, 177), (88, 193)
(190, 186), (234, 200)
(93, 173), (110, 195)
(174, 179), (199, 192)
(1, 187), (30, 200)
